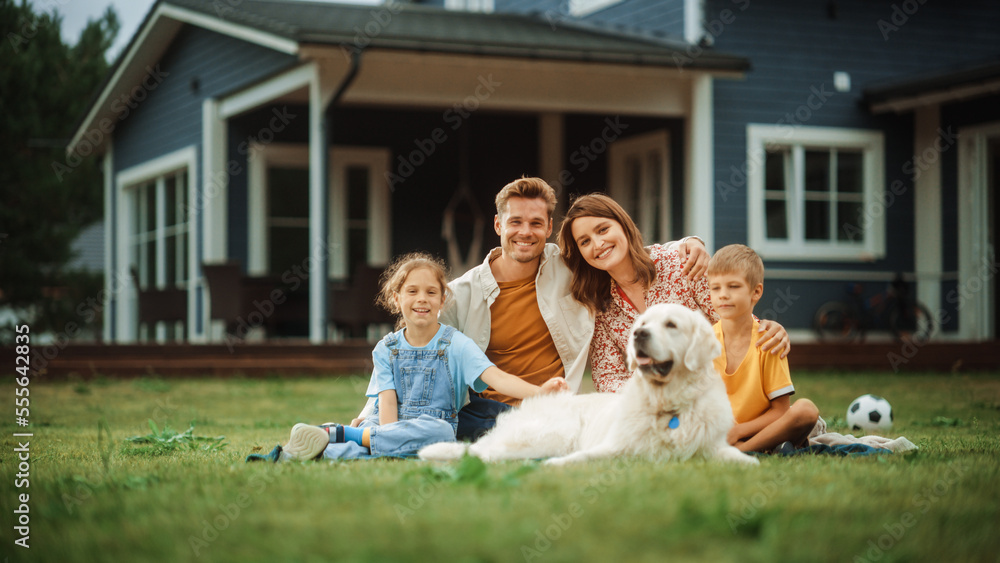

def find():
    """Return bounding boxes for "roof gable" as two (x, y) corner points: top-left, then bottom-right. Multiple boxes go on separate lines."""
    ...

(69, 0), (748, 156)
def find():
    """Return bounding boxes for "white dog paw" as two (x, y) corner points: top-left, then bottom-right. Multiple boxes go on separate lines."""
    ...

(543, 456), (571, 466)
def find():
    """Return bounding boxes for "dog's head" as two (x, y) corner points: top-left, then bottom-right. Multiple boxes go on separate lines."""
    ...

(626, 303), (721, 383)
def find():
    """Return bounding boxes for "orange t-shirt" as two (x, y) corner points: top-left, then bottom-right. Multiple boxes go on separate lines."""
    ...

(713, 320), (794, 424)
(480, 275), (563, 405)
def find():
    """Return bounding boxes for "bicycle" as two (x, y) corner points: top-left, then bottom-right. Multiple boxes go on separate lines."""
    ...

(812, 274), (936, 343)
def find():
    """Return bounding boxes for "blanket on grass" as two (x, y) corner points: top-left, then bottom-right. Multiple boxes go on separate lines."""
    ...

(794, 416), (919, 455)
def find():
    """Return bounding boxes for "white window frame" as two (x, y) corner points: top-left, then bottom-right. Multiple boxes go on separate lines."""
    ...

(609, 130), (672, 244)
(747, 124), (885, 261)
(248, 143), (391, 279)
(116, 145), (198, 342)
(444, 0), (494, 12)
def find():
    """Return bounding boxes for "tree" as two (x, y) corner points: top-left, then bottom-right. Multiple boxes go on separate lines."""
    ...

(0, 0), (119, 340)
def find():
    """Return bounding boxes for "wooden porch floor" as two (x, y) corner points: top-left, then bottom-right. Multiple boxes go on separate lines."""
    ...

(6, 340), (997, 379)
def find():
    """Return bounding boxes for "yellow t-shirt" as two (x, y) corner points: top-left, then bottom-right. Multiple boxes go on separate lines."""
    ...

(713, 320), (794, 424)
(481, 275), (564, 406)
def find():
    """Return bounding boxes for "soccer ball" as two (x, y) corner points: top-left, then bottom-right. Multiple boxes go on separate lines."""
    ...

(847, 394), (893, 431)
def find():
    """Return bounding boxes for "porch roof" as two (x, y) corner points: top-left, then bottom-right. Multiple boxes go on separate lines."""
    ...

(864, 59), (1000, 114)
(166, 0), (749, 71)
(68, 0), (749, 157)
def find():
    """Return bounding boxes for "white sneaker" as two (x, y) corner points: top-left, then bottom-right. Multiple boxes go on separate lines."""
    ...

(282, 424), (330, 460)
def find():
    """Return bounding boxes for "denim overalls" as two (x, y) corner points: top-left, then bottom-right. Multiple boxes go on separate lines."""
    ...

(322, 326), (459, 460)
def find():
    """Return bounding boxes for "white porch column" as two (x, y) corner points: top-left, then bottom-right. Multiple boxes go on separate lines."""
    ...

(913, 105), (942, 328)
(102, 145), (114, 342)
(957, 123), (999, 341)
(539, 113), (565, 219)
(309, 72), (330, 343)
(200, 98), (226, 342)
(685, 74), (714, 250)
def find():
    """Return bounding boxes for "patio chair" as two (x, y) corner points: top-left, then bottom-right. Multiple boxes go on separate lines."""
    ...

(329, 263), (394, 338)
(129, 268), (188, 337)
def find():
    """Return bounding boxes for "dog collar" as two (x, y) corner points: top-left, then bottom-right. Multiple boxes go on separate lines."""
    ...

(668, 415), (679, 429)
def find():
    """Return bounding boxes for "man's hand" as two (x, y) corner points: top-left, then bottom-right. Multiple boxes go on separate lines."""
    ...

(539, 377), (570, 394)
(678, 238), (710, 280)
(349, 417), (364, 427)
(757, 319), (791, 358)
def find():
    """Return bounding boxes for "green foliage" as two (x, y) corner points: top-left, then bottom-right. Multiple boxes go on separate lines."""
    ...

(0, 0), (119, 338)
(124, 419), (228, 455)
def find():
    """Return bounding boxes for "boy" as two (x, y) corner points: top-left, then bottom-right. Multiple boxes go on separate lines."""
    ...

(707, 244), (819, 453)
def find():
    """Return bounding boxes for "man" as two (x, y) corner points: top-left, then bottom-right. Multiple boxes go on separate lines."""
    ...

(358, 177), (783, 440)
(439, 177), (713, 440)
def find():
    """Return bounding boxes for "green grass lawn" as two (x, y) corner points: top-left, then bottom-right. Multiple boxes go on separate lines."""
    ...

(2, 370), (999, 563)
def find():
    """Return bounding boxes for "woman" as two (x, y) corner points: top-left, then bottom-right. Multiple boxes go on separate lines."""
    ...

(557, 193), (790, 392)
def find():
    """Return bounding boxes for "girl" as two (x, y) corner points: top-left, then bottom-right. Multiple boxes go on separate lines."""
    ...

(556, 193), (790, 393)
(248, 252), (568, 462)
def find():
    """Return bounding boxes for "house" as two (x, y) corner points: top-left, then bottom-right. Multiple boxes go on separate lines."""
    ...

(68, 0), (999, 345)
(475, 0), (1000, 341)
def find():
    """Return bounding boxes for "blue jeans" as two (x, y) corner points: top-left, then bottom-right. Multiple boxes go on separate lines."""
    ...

(456, 394), (511, 442)
(321, 414), (455, 460)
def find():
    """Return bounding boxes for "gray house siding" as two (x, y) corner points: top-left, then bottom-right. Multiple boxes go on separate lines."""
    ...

(699, 0), (1000, 330)
(109, 24), (296, 338)
(494, 0), (565, 16)
(113, 25), (297, 173)
(568, 0), (1000, 331)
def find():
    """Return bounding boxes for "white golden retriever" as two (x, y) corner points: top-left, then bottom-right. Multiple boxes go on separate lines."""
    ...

(419, 303), (759, 466)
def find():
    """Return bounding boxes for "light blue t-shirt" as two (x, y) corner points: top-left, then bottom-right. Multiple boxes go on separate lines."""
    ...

(366, 324), (492, 413)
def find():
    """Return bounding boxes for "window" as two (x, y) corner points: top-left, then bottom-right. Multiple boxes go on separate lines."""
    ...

(329, 148), (392, 279)
(747, 125), (885, 261)
(128, 168), (190, 340)
(266, 167), (310, 274)
(248, 144), (391, 280)
(444, 0), (494, 12)
(609, 130), (671, 244)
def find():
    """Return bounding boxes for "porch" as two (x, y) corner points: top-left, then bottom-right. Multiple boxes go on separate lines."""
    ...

(106, 1), (749, 344)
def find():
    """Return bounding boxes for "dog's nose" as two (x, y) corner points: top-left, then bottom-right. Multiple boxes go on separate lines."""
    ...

(634, 328), (649, 342)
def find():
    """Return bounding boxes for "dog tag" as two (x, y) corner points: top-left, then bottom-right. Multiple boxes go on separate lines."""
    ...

(668, 416), (679, 429)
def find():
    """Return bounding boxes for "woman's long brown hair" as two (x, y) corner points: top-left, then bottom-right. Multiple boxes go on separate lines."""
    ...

(556, 193), (655, 314)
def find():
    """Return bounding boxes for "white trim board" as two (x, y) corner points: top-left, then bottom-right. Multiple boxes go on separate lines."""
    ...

(158, 4), (299, 56)
(67, 3), (298, 157)
(218, 63), (317, 119)
(103, 145), (115, 342)
(686, 74), (714, 251)
(957, 120), (1000, 340)
(913, 106), (943, 329)
(114, 145), (199, 343)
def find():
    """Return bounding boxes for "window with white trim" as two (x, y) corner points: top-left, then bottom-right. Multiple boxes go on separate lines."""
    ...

(747, 125), (885, 261)
(248, 144), (391, 280)
(128, 168), (189, 339)
(609, 130), (671, 244)
(444, 0), (494, 12)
